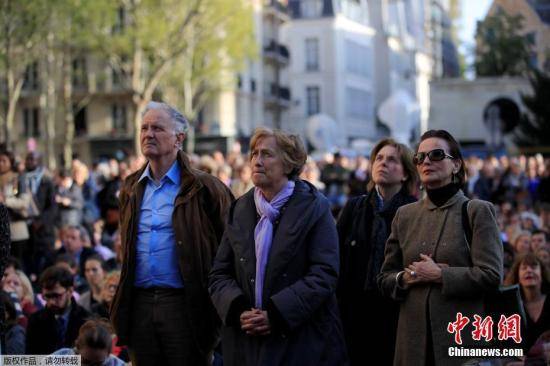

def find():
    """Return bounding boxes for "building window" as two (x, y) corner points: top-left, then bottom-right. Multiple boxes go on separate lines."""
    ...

(251, 79), (256, 93)
(23, 108), (40, 137)
(111, 104), (127, 133)
(301, 0), (323, 18)
(345, 39), (371, 78)
(23, 62), (39, 91)
(346, 87), (372, 119)
(306, 86), (320, 116)
(74, 105), (87, 136)
(72, 57), (87, 88)
(305, 38), (319, 71)
(237, 74), (242, 90)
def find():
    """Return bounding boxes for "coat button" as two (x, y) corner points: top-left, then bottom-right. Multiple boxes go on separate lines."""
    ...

(350, 240), (356, 246)
(239, 257), (245, 262)
(275, 220), (280, 225)
(250, 278), (255, 283)
(177, 241), (182, 245)
(282, 273), (287, 278)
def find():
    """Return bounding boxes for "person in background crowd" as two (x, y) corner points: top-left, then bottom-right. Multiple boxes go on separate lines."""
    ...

(0, 150), (34, 266)
(505, 253), (550, 352)
(78, 255), (107, 312)
(26, 265), (90, 355)
(300, 158), (325, 192)
(0, 203), (11, 348)
(72, 160), (100, 235)
(110, 101), (233, 366)
(22, 152), (57, 278)
(0, 291), (25, 355)
(321, 152), (349, 215)
(52, 319), (125, 366)
(537, 161), (550, 205)
(230, 164), (254, 198)
(91, 271), (119, 319)
(337, 138), (418, 366)
(473, 159), (498, 201)
(347, 155), (370, 198)
(532, 230), (549, 252)
(378, 129), (502, 366)
(56, 225), (97, 277)
(536, 247), (550, 269)
(216, 164), (233, 187)
(55, 168), (84, 228)
(209, 127), (348, 366)
(513, 231), (532, 256)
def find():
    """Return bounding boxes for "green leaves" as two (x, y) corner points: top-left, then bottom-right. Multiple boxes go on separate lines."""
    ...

(474, 11), (531, 77)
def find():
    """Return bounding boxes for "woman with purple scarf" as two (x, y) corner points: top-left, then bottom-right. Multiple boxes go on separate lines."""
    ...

(209, 128), (348, 366)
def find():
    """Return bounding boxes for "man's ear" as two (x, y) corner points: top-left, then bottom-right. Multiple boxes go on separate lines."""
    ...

(176, 132), (186, 148)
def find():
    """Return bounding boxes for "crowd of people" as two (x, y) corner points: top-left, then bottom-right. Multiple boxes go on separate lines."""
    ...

(0, 101), (548, 365)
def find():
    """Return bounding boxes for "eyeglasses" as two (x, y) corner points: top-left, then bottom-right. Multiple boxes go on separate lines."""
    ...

(413, 149), (454, 165)
(43, 290), (67, 300)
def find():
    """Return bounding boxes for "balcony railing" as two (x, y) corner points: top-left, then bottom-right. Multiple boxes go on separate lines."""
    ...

(264, 82), (291, 109)
(263, 40), (290, 65)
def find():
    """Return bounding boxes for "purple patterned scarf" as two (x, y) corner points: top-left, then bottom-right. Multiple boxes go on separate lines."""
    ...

(253, 180), (295, 308)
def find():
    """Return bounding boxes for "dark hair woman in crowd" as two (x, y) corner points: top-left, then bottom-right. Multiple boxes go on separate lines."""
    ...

(209, 127), (347, 366)
(337, 138), (418, 365)
(505, 253), (550, 352)
(378, 130), (503, 365)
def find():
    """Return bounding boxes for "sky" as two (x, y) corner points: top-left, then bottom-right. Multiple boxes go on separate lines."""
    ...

(458, 0), (494, 78)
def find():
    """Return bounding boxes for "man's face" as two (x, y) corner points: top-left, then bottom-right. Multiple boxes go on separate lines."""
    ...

(140, 109), (184, 161)
(25, 153), (39, 171)
(43, 283), (72, 314)
(64, 228), (84, 254)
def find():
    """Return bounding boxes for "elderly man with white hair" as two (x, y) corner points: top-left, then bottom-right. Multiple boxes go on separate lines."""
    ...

(110, 101), (234, 366)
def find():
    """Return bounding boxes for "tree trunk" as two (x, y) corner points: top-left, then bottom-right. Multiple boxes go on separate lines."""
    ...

(62, 48), (74, 169)
(45, 31), (57, 171)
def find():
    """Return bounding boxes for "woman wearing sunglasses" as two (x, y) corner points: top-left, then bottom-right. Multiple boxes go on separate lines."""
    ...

(378, 130), (503, 366)
(336, 138), (418, 366)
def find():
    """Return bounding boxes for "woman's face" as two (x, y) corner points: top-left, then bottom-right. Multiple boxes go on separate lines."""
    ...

(372, 145), (406, 189)
(5, 273), (24, 300)
(101, 277), (119, 305)
(416, 138), (460, 189)
(515, 235), (532, 255)
(84, 260), (105, 287)
(519, 262), (542, 290)
(250, 136), (288, 192)
(536, 249), (550, 268)
(0, 155), (12, 175)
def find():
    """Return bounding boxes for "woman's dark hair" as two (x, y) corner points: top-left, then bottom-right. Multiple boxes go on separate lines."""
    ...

(419, 129), (466, 186)
(40, 265), (74, 290)
(84, 254), (108, 272)
(0, 150), (16, 172)
(75, 319), (113, 353)
(0, 290), (17, 324)
(504, 253), (550, 295)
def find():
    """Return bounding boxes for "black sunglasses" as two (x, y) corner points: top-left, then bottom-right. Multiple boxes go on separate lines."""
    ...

(413, 149), (454, 165)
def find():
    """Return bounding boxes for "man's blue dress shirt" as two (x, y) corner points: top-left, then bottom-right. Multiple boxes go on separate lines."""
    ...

(134, 161), (184, 288)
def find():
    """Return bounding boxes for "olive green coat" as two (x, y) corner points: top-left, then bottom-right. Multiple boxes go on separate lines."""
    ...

(378, 190), (503, 366)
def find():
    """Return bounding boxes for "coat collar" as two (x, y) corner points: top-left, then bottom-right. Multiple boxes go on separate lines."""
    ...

(127, 151), (202, 206)
(423, 189), (466, 211)
(229, 180), (321, 282)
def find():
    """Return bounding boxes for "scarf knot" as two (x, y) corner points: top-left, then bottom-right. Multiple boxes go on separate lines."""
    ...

(253, 180), (295, 308)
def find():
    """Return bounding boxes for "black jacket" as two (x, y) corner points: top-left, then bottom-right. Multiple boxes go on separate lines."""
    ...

(209, 179), (348, 366)
(26, 298), (90, 355)
(336, 188), (416, 366)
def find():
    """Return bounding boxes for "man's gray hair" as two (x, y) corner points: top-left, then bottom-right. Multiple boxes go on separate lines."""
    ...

(142, 101), (189, 134)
